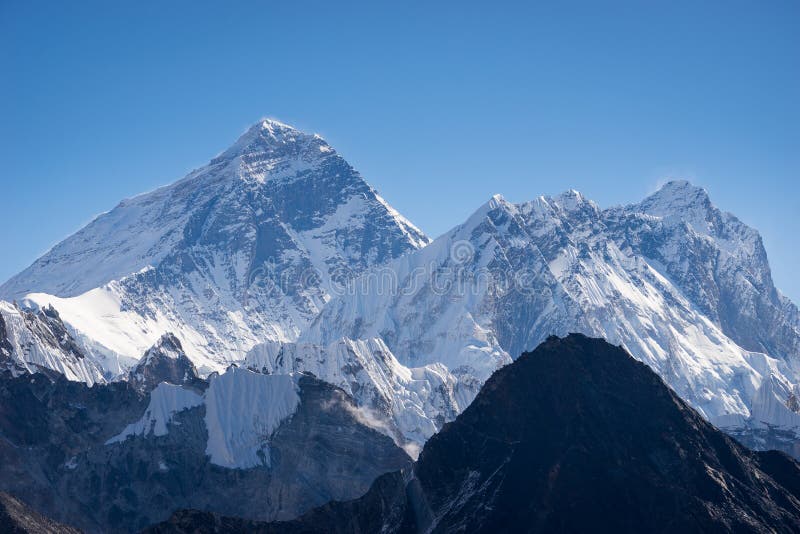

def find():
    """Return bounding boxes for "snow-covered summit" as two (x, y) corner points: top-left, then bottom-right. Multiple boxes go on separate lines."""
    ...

(632, 180), (721, 236)
(212, 118), (336, 182)
(638, 180), (710, 214)
(1, 119), (430, 375)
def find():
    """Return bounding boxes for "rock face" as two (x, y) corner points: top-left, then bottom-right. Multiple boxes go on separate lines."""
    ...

(150, 335), (800, 533)
(3, 118), (799, 462)
(0, 492), (81, 534)
(2, 119), (429, 375)
(0, 368), (410, 533)
(128, 333), (200, 393)
(307, 182), (800, 453)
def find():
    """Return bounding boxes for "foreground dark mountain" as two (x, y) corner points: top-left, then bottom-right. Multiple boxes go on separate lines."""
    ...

(152, 334), (800, 533)
(0, 339), (410, 532)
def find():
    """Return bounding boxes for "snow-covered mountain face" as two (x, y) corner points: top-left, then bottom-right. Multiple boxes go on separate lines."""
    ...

(306, 181), (800, 447)
(0, 301), (104, 385)
(1, 120), (428, 375)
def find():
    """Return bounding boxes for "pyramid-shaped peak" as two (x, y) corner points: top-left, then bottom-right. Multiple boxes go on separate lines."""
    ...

(638, 180), (711, 214)
(129, 332), (198, 393)
(655, 179), (709, 198)
(151, 332), (184, 354)
(217, 118), (332, 163)
(552, 189), (590, 210)
(628, 180), (722, 236)
(249, 118), (308, 138)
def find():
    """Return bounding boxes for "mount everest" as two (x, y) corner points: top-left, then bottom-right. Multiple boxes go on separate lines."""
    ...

(1, 118), (800, 479)
(1, 119), (428, 376)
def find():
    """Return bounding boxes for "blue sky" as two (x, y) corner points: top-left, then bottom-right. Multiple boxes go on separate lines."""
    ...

(1, 1), (798, 301)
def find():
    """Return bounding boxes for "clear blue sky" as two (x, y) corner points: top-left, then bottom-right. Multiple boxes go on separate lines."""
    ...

(1, 1), (798, 302)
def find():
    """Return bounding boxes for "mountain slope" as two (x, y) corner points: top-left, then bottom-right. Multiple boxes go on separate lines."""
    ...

(0, 492), (80, 534)
(151, 335), (800, 533)
(0, 359), (410, 532)
(2, 119), (429, 375)
(0, 300), (104, 385)
(306, 182), (800, 451)
(615, 180), (800, 371)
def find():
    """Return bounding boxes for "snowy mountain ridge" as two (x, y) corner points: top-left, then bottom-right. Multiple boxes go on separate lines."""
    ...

(306, 180), (800, 448)
(0, 300), (104, 385)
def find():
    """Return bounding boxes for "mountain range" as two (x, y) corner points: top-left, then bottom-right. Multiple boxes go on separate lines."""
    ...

(307, 179), (800, 452)
(1, 119), (799, 530)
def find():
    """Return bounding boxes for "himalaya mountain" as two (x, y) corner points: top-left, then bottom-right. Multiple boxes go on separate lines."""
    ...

(0, 119), (428, 376)
(2, 118), (800, 531)
(1, 119), (799, 457)
(0, 335), (410, 533)
(307, 180), (800, 453)
(150, 335), (800, 533)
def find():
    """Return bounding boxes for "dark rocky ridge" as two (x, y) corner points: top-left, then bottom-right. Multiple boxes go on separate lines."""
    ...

(151, 334), (800, 533)
(128, 333), (202, 393)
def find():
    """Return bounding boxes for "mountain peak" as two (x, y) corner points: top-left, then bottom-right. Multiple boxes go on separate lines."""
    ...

(628, 179), (720, 237)
(462, 193), (516, 229)
(150, 333), (184, 356)
(129, 333), (199, 393)
(637, 180), (711, 216)
(215, 118), (333, 166)
(552, 188), (597, 212)
(246, 118), (313, 142)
